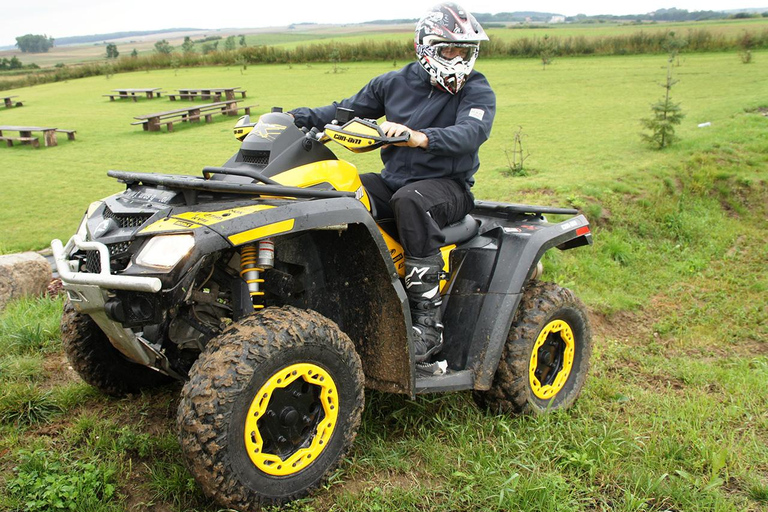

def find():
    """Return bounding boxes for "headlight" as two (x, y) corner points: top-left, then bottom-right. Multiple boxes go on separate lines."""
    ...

(135, 234), (195, 269)
(76, 215), (88, 240)
(77, 201), (103, 239)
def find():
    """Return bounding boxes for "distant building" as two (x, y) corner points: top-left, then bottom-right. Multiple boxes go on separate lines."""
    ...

(549, 16), (566, 23)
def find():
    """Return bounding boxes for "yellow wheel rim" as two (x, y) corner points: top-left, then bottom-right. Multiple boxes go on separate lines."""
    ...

(244, 363), (339, 476)
(529, 320), (575, 400)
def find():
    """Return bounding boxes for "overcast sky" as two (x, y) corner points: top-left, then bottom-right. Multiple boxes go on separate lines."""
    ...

(1, 0), (761, 47)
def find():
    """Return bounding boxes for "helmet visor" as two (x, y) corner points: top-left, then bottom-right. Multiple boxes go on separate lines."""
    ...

(432, 42), (477, 62)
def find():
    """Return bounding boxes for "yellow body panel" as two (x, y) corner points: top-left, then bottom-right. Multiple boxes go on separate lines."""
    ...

(273, 160), (371, 211)
(228, 219), (295, 246)
(378, 228), (406, 277)
(438, 244), (456, 292)
(140, 204), (275, 235)
(377, 227), (454, 292)
(233, 125), (253, 141)
(140, 217), (204, 234)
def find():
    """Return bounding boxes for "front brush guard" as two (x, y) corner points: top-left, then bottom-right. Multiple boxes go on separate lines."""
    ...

(52, 235), (161, 293)
(51, 235), (183, 379)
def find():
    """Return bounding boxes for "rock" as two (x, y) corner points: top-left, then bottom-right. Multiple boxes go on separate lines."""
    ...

(0, 252), (53, 311)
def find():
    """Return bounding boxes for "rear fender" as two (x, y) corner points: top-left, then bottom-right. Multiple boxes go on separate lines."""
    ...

(443, 214), (591, 390)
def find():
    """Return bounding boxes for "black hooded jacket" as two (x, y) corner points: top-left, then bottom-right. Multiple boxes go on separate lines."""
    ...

(290, 62), (495, 190)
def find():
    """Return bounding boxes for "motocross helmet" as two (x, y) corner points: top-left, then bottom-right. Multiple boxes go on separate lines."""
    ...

(415, 2), (488, 95)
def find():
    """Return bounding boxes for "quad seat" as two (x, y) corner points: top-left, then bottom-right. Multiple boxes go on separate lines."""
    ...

(376, 214), (479, 247)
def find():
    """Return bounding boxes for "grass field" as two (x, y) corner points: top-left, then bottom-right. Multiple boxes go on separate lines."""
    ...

(0, 48), (766, 511)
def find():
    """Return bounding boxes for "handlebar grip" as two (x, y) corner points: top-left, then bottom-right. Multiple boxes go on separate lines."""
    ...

(387, 131), (411, 144)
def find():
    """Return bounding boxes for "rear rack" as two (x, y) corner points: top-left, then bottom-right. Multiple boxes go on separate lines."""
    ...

(108, 170), (356, 206)
(473, 200), (578, 218)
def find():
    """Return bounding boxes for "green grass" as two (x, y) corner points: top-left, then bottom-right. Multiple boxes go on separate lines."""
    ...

(486, 17), (768, 41)
(0, 50), (766, 511)
(1, 52), (765, 253)
(4, 449), (119, 512)
(0, 296), (63, 355)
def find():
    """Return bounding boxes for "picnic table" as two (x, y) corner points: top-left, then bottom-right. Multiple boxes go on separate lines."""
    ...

(2, 96), (22, 108)
(170, 87), (246, 102)
(0, 125), (76, 148)
(104, 88), (164, 101)
(132, 100), (257, 132)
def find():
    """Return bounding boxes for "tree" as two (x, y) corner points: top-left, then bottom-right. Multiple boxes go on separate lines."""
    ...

(640, 51), (685, 149)
(503, 126), (530, 176)
(15, 34), (55, 53)
(105, 43), (119, 59)
(131, 48), (138, 58)
(0, 57), (24, 70)
(154, 39), (173, 55)
(540, 34), (554, 70)
(181, 36), (195, 54)
(224, 36), (237, 51)
(239, 35), (247, 47)
(662, 31), (687, 66)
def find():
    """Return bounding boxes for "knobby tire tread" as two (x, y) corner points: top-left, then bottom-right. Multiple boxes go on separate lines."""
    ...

(177, 305), (364, 510)
(60, 300), (172, 396)
(473, 281), (592, 415)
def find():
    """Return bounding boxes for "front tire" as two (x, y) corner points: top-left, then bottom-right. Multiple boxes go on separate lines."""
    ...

(177, 306), (364, 510)
(473, 282), (592, 415)
(60, 300), (172, 396)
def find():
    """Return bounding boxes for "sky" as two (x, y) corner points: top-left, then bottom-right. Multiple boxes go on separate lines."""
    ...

(1, 0), (762, 47)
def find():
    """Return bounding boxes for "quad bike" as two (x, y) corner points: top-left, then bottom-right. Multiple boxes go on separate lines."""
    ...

(52, 107), (593, 510)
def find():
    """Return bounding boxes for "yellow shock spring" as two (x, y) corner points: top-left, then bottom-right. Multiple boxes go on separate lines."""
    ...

(240, 245), (265, 310)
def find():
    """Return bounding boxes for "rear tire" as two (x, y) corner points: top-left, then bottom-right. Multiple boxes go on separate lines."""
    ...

(61, 300), (172, 396)
(177, 306), (364, 510)
(473, 282), (592, 415)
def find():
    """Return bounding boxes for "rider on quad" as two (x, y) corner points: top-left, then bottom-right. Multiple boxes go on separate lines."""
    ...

(290, 2), (496, 363)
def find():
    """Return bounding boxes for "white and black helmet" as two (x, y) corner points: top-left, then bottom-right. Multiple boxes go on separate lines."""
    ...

(414, 2), (489, 94)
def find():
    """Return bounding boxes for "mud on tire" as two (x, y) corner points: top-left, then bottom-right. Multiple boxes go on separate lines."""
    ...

(177, 306), (364, 511)
(473, 281), (592, 415)
(61, 300), (172, 396)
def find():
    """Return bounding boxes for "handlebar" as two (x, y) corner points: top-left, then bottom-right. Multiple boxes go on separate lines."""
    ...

(310, 116), (413, 153)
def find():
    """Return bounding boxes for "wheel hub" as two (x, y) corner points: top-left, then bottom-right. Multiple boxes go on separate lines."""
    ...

(529, 320), (575, 400)
(244, 363), (339, 476)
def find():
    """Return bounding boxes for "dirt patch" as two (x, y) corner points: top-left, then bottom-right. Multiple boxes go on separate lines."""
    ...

(319, 467), (439, 507)
(589, 307), (657, 345)
(42, 352), (80, 389)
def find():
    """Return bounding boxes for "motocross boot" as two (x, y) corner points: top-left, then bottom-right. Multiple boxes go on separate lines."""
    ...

(404, 254), (445, 363)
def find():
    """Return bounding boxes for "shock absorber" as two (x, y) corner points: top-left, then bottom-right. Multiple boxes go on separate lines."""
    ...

(240, 240), (275, 311)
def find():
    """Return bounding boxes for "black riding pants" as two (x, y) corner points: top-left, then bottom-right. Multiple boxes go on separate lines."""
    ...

(360, 173), (474, 258)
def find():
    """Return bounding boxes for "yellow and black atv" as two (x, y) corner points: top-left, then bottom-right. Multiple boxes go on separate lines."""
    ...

(52, 107), (593, 510)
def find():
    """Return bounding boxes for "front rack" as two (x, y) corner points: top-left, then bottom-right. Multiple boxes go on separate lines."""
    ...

(108, 170), (356, 206)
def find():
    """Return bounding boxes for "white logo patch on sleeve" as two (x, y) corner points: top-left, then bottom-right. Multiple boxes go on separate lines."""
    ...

(468, 108), (485, 121)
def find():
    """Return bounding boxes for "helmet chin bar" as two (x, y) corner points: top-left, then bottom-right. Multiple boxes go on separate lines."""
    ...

(417, 42), (479, 95)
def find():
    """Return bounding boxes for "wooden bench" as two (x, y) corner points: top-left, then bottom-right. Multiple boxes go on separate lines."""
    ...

(169, 93), (223, 102)
(103, 94), (138, 102)
(3, 96), (21, 108)
(0, 135), (40, 148)
(55, 129), (76, 141)
(133, 102), (258, 132)
(131, 119), (177, 131)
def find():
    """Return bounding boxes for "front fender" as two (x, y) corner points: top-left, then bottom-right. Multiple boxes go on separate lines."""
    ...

(210, 197), (416, 396)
